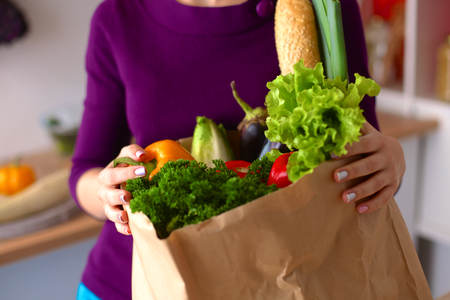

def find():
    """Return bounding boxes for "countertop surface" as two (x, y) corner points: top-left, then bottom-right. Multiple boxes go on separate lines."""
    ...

(0, 111), (439, 266)
(0, 151), (104, 266)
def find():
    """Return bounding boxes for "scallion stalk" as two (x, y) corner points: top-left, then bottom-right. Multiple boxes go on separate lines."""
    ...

(313, 0), (332, 79)
(311, 0), (348, 83)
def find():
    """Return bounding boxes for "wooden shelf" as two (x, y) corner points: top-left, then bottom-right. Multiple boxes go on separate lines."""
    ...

(377, 111), (439, 139)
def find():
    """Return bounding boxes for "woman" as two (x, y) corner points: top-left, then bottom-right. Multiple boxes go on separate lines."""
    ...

(70, 0), (405, 298)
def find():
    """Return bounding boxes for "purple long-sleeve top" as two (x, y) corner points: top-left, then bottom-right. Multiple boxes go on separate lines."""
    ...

(69, 0), (378, 298)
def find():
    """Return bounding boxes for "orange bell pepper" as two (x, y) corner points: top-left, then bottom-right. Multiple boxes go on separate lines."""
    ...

(0, 158), (35, 195)
(144, 140), (195, 178)
(113, 140), (195, 179)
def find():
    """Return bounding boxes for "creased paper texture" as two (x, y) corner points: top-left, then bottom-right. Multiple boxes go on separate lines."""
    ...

(126, 156), (431, 300)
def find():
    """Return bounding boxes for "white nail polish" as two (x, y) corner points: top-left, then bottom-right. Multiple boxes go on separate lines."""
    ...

(134, 167), (146, 177)
(136, 150), (145, 158)
(337, 171), (348, 181)
(346, 192), (356, 203)
(118, 214), (124, 223)
(120, 194), (127, 203)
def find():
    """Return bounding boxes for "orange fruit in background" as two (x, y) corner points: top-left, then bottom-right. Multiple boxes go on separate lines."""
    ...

(0, 160), (35, 195)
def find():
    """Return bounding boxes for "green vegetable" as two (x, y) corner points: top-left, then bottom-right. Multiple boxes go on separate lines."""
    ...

(264, 59), (380, 183)
(311, 0), (347, 82)
(126, 157), (277, 239)
(191, 116), (235, 167)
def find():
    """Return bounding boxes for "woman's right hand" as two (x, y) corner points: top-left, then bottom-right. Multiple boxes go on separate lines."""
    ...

(97, 145), (148, 235)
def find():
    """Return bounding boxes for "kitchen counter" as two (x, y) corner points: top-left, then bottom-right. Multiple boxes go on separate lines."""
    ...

(0, 111), (439, 266)
(0, 213), (103, 266)
(0, 151), (104, 266)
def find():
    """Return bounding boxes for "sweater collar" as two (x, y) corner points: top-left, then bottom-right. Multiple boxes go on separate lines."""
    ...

(141, 0), (274, 36)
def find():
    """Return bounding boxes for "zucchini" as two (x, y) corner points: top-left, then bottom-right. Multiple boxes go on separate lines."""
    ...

(0, 168), (71, 223)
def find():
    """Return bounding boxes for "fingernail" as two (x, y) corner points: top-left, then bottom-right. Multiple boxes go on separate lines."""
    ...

(125, 228), (132, 235)
(331, 153), (339, 159)
(346, 192), (356, 203)
(136, 150), (146, 158)
(120, 194), (127, 203)
(118, 214), (124, 223)
(337, 171), (348, 181)
(134, 167), (146, 177)
(358, 205), (369, 213)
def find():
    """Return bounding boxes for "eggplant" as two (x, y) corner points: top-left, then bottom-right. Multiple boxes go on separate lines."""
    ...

(239, 122), (267, 162)
(231, 81), (268, 162)
(257, 138), (291, 160)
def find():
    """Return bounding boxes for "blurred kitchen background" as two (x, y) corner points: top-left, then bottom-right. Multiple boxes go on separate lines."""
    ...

(0, 0), (449, 299)
(0, 0), (103, 299)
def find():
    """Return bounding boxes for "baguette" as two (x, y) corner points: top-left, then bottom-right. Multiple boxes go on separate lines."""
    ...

(274, 0), (321, 75)
(0, 168), (72, 223)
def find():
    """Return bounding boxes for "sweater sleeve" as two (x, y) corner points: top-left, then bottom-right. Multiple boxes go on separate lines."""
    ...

(69, 3), (132, 211)
(341, 0), (379, 131)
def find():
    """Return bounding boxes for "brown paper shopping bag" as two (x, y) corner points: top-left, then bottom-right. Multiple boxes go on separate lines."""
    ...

(125, 154), (432, 300)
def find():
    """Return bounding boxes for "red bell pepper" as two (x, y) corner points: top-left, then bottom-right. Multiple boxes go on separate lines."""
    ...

(267, 152), (293, 188)
(225, 160), (251, 178)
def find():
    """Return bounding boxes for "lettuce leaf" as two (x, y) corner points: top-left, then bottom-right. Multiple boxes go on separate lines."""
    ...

(264, 60), (380, 183)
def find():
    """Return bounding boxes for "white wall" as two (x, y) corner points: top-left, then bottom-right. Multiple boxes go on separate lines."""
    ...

(0, 0), (102, 161)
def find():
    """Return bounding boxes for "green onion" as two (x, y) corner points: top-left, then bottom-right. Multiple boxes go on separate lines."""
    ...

(311, 0), (348, 83)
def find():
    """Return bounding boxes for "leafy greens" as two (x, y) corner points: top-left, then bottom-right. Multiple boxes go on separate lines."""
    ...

(126, 157), (277, 239)
(264, 60), (380, 183)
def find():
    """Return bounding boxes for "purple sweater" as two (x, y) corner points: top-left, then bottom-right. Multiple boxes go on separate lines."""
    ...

(70, 0), (378, 298)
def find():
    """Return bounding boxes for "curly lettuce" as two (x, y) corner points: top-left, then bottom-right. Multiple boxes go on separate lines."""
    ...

(264, 60), (380, 183)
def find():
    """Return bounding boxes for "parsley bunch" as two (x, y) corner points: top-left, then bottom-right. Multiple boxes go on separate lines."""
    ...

(125, 157), (277, 239)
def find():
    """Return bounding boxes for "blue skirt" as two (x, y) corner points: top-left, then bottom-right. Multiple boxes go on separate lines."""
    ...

(77, 282), (101, 300)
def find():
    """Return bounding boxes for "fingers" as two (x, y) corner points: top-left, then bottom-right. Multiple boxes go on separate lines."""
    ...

(97, 144), (148, 206)
(115, 222), (132, 236)
(100, 189), (133, 236)
(96, 167), (144, 236)
(97, 144), (147, 235)
(335, 155), (375, 183)
(104, 203), (129, 224)
(98, 164), (147, 189)
(334, 152), (401, 213)
(354, 185), (397, 214)
(332, 123), (406, 214)
(100, 143), (148, 188)
(97, 187), (131, 206)
(116, 144), (148, 162)
(339, 171), (399, 210)
(105, 204), (132, 235)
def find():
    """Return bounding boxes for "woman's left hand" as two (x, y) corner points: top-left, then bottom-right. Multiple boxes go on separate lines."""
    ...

(332, 122), (406, 213)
